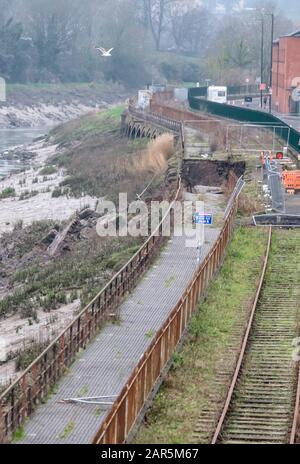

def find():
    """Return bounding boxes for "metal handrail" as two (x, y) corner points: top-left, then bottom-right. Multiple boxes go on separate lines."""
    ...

(224, 175), (245, 219)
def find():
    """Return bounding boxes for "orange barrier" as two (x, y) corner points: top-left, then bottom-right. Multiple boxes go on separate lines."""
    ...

(282, 170), (300, 193)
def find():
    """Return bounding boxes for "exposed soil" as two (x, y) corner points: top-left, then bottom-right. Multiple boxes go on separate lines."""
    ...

(181, 160), (245, 189)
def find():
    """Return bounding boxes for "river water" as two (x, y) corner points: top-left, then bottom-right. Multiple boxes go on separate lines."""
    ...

(0, 128), (47, 177)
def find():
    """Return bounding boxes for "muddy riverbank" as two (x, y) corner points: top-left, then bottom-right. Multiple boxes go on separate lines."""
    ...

(0, 82), (130, 129)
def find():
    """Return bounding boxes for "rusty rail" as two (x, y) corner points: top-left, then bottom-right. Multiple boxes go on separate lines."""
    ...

(92, 191), (239, 444)
(290, 351), (300, 444)
(211, 227), (300, 445)
(0, 113), (183, 443)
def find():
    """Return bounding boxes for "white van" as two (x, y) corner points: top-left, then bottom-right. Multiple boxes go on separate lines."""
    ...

(207, 86), (227, 104)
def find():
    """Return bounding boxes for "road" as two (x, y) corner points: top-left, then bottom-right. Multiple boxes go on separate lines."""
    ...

(230, 97), (300, 131)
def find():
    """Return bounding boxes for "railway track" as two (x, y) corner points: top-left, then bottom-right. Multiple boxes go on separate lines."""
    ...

(212, 227), (300, 444)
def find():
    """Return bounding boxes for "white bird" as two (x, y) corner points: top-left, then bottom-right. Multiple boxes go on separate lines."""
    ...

(95, 46), (114, 57)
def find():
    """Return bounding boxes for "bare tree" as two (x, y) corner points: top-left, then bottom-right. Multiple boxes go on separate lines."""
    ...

(145, 0), (175, 51)
(170, 5), (212, 53)
(0, 0), (296, 86)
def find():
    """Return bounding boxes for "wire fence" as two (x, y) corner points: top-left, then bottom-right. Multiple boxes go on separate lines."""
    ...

(188, 87), (300, 155)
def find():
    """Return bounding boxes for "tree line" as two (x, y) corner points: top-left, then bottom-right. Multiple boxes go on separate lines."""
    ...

(0, 0), (295, 87)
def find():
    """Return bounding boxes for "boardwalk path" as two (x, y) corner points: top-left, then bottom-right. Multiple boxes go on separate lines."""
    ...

(19, 199), (222, 444)
(2, 105), (232, 444)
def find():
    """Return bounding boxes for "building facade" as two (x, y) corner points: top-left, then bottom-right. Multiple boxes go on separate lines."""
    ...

(272, 30), (300, 114)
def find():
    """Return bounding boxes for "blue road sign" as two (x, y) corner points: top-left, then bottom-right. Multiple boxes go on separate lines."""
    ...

(193, 213), (213, 225)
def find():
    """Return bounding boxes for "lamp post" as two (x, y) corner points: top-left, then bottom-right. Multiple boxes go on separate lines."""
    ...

(246, 78), (249, 94)
(260, 16), (264, 109)
(267, 13), (275, 113)
(258, 12), (274, 112)
(244, 8), (275, 112)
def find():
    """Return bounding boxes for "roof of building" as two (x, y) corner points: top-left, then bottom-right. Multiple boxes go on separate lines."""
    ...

(274, 29), (300, 43)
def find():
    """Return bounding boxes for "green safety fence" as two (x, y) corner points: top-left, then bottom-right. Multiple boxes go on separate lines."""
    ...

(188, 87), (300, 154)
(227, 84), (260, 96)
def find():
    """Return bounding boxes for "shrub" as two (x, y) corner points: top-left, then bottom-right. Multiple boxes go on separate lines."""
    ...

(39, 165), (57, 176)
(19, 190), (39, 201)
(0, 187), (16, 199)
(52, 187), (64, 198)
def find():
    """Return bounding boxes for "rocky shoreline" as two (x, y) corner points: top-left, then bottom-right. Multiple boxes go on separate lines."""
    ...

(0, 139), (98, 234)
(0, 100), (125, 129)
(0, 83), (130, 129)
(0, 129), (98, 385)
(0, 96), (131, 388)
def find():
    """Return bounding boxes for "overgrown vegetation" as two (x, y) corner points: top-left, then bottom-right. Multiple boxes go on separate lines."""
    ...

(12, 426), (26, 443)
(0, 106), (175, 326)
(135, 226), (268, 444)
(47, 108), (172, 202)
(238, 156), (265, 215)
(51, 187), (67, 198)
(48, 106), (124, 147)
(6, 82), (125, 107)
(19, 190), (39, 201)
(39, 165), (57, 176)
(0, 187), (16, 199)
(15, 342), (49, 371)
(0, 231), (142, 319)
(1, 220), (56, 258)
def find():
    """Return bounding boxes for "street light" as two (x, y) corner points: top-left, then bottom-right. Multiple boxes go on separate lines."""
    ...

(244, 8), (275, 113)
(260, 15), (264, 109)
(267, 13), (275, 113)
(246, 78), (250, 94)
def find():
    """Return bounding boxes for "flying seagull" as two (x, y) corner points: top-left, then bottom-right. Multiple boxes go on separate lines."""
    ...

(95, 46), (114, 57)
